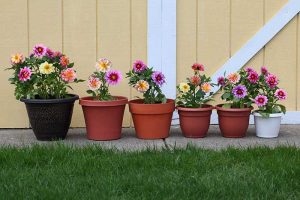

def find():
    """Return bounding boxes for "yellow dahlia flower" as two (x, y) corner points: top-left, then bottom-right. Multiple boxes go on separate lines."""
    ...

(95, 58), (112, 72)
(179, 82), (190, 93)
(135, 80), (149, 93)
(39, 62), (55, 74)
(10, 53), (24, 64)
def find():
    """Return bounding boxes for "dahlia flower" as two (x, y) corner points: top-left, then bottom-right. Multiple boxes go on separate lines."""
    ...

(179, 82), (190, 93)
(227, 72), (240, 84)
(61, 68), (77, 82)
(232, 85), (247, 99)
(33, 44), (47, 57)
(39, 62), (54, 74)
(261, 66), (268, 75)
(217, 76), (226, 86)
(60, 56), (69, 68)
(133, 60), (147, 73)
(275, 89), (287, 100)
(10, 53), (24, 64)
(135, 80), (149, 93)
(105, 70), (122, 85)
(190, 75), (201, 85)
(265, 73), (278, 89)
(152, 71), (165, 86)
(96, 58), (112, 72)
(255, 95), (268, 107)
(247, 71), (259, 83)
(201, 82), (211, 93)
(88, 76), (101, 91)
(18, 67), (32, 82)
(192, 63), (204, 71)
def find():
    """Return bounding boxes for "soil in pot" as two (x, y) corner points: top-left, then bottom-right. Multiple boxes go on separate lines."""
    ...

(177, 104), (214, 138)
(80, 96), (128, 141)
(216, 104), (253, 138)
(129, 99), (175, 139)
(254, 112), (283, 138)
(21, 94), (79, 141)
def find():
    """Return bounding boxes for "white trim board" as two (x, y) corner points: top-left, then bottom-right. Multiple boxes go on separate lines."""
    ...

(172, 111), (300, 125)
(147, 0), (177, 100)
(210, 0), (300, 93)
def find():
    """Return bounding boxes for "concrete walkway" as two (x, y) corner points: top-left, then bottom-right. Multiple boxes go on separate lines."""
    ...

(0, 125), (299, 151)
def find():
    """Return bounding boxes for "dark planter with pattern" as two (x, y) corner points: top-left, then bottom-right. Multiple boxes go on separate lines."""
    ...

(20, 94), (79, 141)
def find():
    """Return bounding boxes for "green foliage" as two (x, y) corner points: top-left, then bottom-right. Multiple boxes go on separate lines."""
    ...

(126, 67), (167, 104)
(176, 68), (215, 108)
(6, 49), (83, 100)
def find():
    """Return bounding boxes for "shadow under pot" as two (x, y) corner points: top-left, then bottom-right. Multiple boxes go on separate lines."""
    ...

(177, 104), (214, 138)
(216, 104), (253, 138)
(129, 99), (175, 139)
(20, 94), (79, 141)
(79, 96), (128, 141)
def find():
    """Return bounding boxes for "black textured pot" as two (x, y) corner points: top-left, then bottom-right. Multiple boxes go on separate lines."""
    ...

(20, 94), (79, 141)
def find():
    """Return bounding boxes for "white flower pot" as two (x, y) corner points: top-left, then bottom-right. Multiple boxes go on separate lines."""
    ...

(253, 112), (283, 138)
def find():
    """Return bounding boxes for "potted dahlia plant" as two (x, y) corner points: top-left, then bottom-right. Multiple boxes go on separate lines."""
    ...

(79, 58), (127, 141)
(126, 60), (175, 139)
(176, 63), (214, 138)
(250, 66), (287, 138)
(216, 68), (255, 138)
(7, 44), (82, 140)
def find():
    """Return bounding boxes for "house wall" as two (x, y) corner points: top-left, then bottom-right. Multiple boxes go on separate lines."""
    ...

(0, 0), (298, 128)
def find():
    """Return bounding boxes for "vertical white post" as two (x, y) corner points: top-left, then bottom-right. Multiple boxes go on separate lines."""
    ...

(148, 0), (177, 100)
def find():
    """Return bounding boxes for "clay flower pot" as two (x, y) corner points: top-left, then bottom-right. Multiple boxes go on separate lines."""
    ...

(20, 94), (79, 141)
(177, 104), (214, 138)
(129, 99), (175, 139)
(216, 104), (253, 138)
(79, 96), (128, 141)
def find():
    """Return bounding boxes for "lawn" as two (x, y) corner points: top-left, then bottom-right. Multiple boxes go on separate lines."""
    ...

(0, 145), (299, 199)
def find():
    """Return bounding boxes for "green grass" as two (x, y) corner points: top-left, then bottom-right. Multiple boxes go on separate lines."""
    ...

(0, 145), (299, 199)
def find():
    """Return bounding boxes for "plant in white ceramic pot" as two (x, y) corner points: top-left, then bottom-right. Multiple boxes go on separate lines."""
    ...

(249, 66), (287, 138)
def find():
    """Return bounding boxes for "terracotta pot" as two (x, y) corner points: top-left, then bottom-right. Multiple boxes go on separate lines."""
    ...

(177, 104), (214, 138)
(129, 99), (175, 139)
(216, 104), (253, 138)
(20, 94), (79, 141)
(79, 96), (128, 141)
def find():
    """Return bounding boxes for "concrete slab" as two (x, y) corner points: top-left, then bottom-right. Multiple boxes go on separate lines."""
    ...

(0, 128), (165, 151)
(166, 125), (300, 150)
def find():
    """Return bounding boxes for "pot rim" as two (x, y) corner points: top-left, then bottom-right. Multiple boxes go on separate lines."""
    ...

(129, 99), (175, 114)
(129, 98), (175, 106)
(253, 112), (283, 117)
(79, 96), (128, 107)
(20, 94), (79, 104)
(216, 104), (253, 112)
(177, 104), (214, 112)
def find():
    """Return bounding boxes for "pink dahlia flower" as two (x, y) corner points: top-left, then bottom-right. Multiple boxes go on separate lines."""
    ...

(60, 56), (70, 68)
(190, 75), (201, 85)
(275, 89), (287, 100)
(88, 76), (101, 91)
(105, 70), (122, 85)
(192, 63), (204, 71)
(255, 95), (268, 107)
(33, 44), (47, 57)
(133, 60), (147, 73)
(217, 76), (226, 86)
(265, 73), (278, 89)
(46, 48), (54, 58)
(61, 68), (77, 82)
(232, 85), (247, 99)
(247, 71), (259, 83)
(152, 71), (166, 86)
(261, 66), (268, 75)
(53, 51), (62, 57)
(245, 67), (254, 73)
(18, 67), (32, 82)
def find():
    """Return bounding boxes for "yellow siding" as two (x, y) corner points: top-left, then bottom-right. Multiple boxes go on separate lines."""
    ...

(63, 0), (97, 127)
(264, 0), (297, 111)
(177, 0), (298, 110)
(0, 0), (299, 128)
(0, 0), (28, 128)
